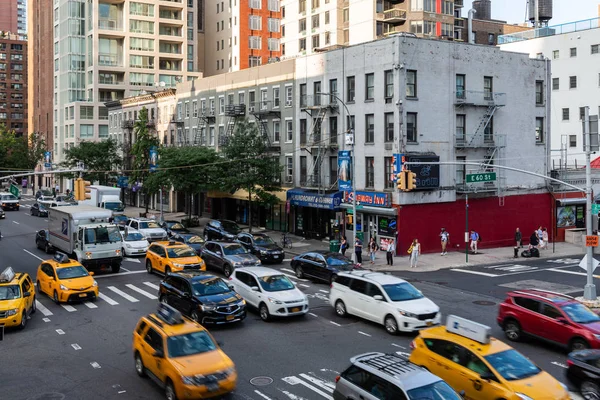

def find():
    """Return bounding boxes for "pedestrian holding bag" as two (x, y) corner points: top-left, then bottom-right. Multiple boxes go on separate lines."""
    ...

(407, 244), (414, 254)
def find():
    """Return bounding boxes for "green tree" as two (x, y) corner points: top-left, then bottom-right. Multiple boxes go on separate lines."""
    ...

(61, 138), (122, 184)
(221, 119), (283, 232)
(130, 107), (160, 213)
(7, 132), (47, 171)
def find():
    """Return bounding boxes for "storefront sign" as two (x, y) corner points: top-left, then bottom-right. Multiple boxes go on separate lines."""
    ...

(288, 190), (343, 210)
(338, 151), (352, 191)
(405, 154), (440, 190)
(392, 153), (404, 180)
(344, 191), (391, 208)
(378, 216), (397, 236)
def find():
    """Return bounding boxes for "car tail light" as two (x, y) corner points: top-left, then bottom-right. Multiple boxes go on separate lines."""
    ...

(410, 340), (416, 350)
(335, 375), (340, 383)
(228, 277), (233, 280)
(567, 359), (574, 367)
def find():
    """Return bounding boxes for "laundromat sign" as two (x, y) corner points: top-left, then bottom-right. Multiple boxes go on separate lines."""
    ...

(288, 191), (343, 210)
(344, 191), (391, 208)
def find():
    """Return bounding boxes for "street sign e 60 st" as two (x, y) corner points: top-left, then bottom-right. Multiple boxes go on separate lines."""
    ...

(466, 173), (497, 183)
(9, 184), (19, 197)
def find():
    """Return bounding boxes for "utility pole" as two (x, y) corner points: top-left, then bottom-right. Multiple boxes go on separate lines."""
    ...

(465, 194), (469, 263)
(583, 106), (597, 301)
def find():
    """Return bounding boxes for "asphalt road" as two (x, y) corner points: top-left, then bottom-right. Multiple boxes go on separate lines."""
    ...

(0, 198), (584, 400)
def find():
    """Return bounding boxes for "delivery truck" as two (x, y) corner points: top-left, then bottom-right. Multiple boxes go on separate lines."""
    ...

(48, 205), (123, 273)
(80, 185), (124, 213)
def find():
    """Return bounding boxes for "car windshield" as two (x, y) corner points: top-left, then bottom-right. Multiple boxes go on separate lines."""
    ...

(104, 202), (124, 211)
(186, 236), (204, 244)
(167, 331), (217, 358)
(192, 278), (231, 296)
(258, 275), (295, 292)
(382, 282), (424, 301)
(223, 244), (247, 255)
(1, 194), (17, 201)
(484, 350), (541, 381)
(171, 223), (186, 230)
(84, 226), (122, 244)
(561, 302), (600, 324)
(114, 215), (128, 224)
(57, 266), (89, 279)
(325, 254), (354, 270)
(254, 236), (275, 246)
(38, 204), (47, 211)
(125, 232), (145, 242)
(221, 221), (241, 233)
(139, 221), (161, 229)
(167, 247), (197, 258)
(407, 380), (462, 400)
(0, 285), (21, 300)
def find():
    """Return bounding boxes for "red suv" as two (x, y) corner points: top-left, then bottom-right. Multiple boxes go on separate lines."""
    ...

(497, 289), (600, 352)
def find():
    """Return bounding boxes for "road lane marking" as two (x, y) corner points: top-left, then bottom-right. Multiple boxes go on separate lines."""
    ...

(12, 221), (19, 224)
(283, 259), (292, 262)
(319, 290), (328, 293)
(42, 317), (50, 322)
(282, 268), (295, 273)
(107, 286), (139, 302)
(282, 376), (333, 399)
(143, 281), (160, 290)
(299, 283), (310, 288)
(61, 304), (76, 312)
(548, 268), (600, 279)
(281, 272), (299, 280)
(98, 292), (119, 305)
(94, 270), (146, 279)
(329, 321), (341, 326)
(36, 300), (53, 316)
(120, 267), (130, 272)
(450, 269), (498, 277)
(71, 344), (82, 350)
(83, 301), (98, 308)
(56, 329), (65, 335)
(124, 258), (141, 263)
(253, 390), (274, 400)
(126, 284), (157, 299)
(391, 343), (405, 349)
(358, 331), (371, 337)
(551, 361), (568, 369)
(309, 313), (318, 317)
(90, 362), (101, 369)
(24, 249), (44, 261)
(299, 373), (335, 392)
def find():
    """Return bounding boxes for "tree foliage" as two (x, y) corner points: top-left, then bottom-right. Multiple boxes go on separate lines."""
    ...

(130, 107), (160, 212)
(0, 126), (46, 172)
(61, 138), (122, 184)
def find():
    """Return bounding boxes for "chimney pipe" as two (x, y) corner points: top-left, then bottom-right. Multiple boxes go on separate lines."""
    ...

(468, 9), (477, 44)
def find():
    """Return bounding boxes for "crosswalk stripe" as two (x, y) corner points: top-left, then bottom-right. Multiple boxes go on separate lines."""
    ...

(35, 300), (53, 316)
(299, 373), (335, 391)
(83, 301), (98, 308)
(143, 282), (160, 290)
(126, 284), (157, 299)
(282, 376), (332, 399)
(281, 272), (299, 280)
(107, 286), (139, 302)
(98, 292), (119, 305)
(282, 268), (295, 273)
(61, 304), (76, 312)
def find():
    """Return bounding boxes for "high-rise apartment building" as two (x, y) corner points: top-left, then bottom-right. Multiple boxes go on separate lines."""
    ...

(203, 0), (282, 76)
(52, 0), (203, 164)
(0, 32), (27, 137)
(0, 0), (27, 35)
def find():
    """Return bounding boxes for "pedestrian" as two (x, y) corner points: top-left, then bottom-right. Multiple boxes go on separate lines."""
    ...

(515, 227), (522, 248)
(55, 183), (60, 195)
(410, 239), (420, 268)
(368, 237), (378, 264)
(386, 239), (396, 266)
(340, 236), (348, 256)
(354, 237), (363, 266)
(439, 228), (449, 256)
(537, 226), (544, 247)
(470, 230), (479, 254)
(529, 230), (539, 249)
(542, 227), (549, 250)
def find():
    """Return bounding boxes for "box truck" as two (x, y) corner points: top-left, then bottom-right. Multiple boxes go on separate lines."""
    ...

(80, 185), (124, 213)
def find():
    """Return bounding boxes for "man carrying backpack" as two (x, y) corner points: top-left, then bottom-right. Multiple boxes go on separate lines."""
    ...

(470, 230), (480, 254)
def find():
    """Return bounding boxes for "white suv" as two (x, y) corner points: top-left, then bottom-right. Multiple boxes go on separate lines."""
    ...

(127, 218), (167, 242)
(329, 270), (441, 335)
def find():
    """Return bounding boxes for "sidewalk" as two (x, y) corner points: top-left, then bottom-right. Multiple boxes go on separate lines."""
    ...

(122, 205), (585, 272)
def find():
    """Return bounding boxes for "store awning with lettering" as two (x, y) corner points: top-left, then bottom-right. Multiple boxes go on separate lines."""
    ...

(286, 189), (343, 210)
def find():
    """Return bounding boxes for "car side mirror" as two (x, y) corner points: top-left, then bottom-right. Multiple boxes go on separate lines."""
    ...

(183, 292), (190, 298)
(216, 251), (222, 256)
(89, 271), (94, 276)
(373, 295), (384, 301)
(228, 284), (235, 290)
(24, 291), (31, 297)
(557, 317), (569, 324)
(153, 349), (164, 358)
(480, 372), (496, 382)
(251, 286), (260, 292)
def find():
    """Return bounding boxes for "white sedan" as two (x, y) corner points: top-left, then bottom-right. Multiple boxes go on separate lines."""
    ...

(229, 266), (309, 321)
(120, 229), (150, 257)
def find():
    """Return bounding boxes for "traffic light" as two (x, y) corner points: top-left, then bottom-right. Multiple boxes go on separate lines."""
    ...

(396, 171), (406, 191)
(74, 178), (91, 201)
(406, 171), (417, 191)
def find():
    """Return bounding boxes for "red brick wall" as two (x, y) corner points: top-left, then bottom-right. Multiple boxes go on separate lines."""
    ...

(239, 0), (281, 70)
(0, 1), (18, 33)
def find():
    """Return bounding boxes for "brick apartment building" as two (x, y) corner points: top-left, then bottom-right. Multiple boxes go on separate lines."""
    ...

(0, 32), (27, 137)
(0, 0), (27, 35)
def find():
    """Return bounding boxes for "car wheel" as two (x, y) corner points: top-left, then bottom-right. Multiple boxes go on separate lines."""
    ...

(165, 266), (171, 275)
(159, 295), (168, 305)
(191, 310), (200, 323)
(571, 338), (590, 352)
(134, 352), (146, 377)
(165, 380), (177, 400)
(44, 243), (51, 254)
(122, 248), (126, 257)
(335, 300), (347, 317)
(204, 234), (209, 241)
(384, 315), (399, 335)
(36, 281), (42, 295)
(295, 265), (305, 279)
(503, 319), (522, 342)
(36, 240), (41, 250)
(53, 290), (59, 304)
(31, 297), (37, 314)
(146, 260), (153, 274)
(223, 264), (232, 278)
(111, 263), (120, 274)
(581, 380), (600, 399)
(19, 311), (27, 330)
(259, 303), (271, 322)
(329, 274), (337, 284)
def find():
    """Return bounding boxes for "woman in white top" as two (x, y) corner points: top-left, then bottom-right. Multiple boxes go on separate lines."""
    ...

(410, 238), (421, 268)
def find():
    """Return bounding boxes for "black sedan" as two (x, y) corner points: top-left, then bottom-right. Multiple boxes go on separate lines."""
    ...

(290, 251), (357, 284)
(567, 350), (600, 398)
(112, 214), (129, 226)
(203, 219), (242, 241)
(164, 222), (190, 237)
(172, 233), (205, 255)
(159, 271), (246, 325)
(30, 202), (49, 217)
(236, 232), (285, 263)
(160, 220), (180, 231)
(35, 229), (54, 253)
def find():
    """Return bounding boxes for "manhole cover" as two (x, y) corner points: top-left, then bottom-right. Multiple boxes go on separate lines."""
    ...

(27, 394), (65, 400)
(250, 376), (273, 386)
(473, 300), (496, 306)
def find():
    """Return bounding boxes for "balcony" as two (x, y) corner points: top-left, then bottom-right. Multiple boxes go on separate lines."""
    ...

(382, 9), (407, 25)
(455, 134), (497, 148)
(300, 176), (323, 189)
(159, 42), (182, 54)
(224, 104), (246, 117)
(455, 90), (506, 107)
(159, 10), (182, 20)
(159, 26), (182, 37)
(454, 18), (464, 28)
(98, 53), (123, 67)
(98, 18), (123, 31)
(454, 0), (464, 7)
(159, 60), (181, 71)
(121, 120), (134, 129)
(248, 101), (281, 116)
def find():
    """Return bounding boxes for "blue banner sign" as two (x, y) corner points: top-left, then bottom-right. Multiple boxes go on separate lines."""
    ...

(44, 151), (52, 168)
(149, 147), (158, 172)
(287, 190), (343, 210)
(338, 150), (352, 191)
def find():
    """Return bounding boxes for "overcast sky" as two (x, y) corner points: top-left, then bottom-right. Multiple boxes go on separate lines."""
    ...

(463, 0), (599, 25)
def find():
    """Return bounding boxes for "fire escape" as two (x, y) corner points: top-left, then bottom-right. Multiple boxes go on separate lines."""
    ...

(454, 89), (507, 203)
(121, 119), (134, 171)
(194, 107), (217, 146)
(249, 100), (280, 152)
(300, 94), (339, 193)
(217, 104), (246, 147)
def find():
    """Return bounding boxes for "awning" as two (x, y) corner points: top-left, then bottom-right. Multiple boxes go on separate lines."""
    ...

(287, 188), (343, 210)
(208, 188), (288, 203)
(556, 198), (586, 206)
(340, 203), (398, 216)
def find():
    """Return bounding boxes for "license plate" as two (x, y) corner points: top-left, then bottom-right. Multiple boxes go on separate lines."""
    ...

(207, 383), (219, 392)
(426, 321), (433, 326)
(291, 307), (300, 312)
(274, 255), (280, 258)
(79, 293), (87, 298)
(226, 315), (234, 321)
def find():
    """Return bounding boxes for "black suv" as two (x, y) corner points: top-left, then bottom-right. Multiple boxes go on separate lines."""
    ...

(236, 232), (285, 263)
(203, 219), (242, 241)
(158, 271), (246, 325)
(35, 230), (53, 253)
(201, 241), (261, 277)
(567, 350), (600, 398)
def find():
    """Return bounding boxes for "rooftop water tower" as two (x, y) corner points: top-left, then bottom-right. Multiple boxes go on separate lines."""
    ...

(528, 0), (553, 27)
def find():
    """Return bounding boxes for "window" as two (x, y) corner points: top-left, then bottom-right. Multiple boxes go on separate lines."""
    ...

(192, 101), (198, 117)
(365, 157), (374, 188)
(343, 8), (349, 22)
(299, 18), (306, 32)
(535, 81), (544, 105)
(535, 117), (544, 143)
(299, 0), (306, 13)
(285, 86), (293, 106)
(552, 77), (559, 90)
(184, 102), (190, 118)
(569, 76), (577, 89)
(570, 47), (577, 57)
(562, 108), (570, 121)
(249, 15), (261, 30)
(592, 44), (599, 54)
(209, 126), (215, 145)
(299, 38), (306, 51)
(300, 119), (307, 145)
(314, 81), (321, 105)
(483, 76), (493, 100)
(80, 106), (94, 120)
(286, 120), (293, 142)
(513, 297), (540, 312)
(324, 32), (330, 45)
(219, 97), (225, 114)
(346, 76), (355, 102)
(365, 73), (374, 101)
(488, 33), (495, 45)
(312, 0), (320, 7)
(552, 50), (559, 59)
(329, 116), (338, 145)
(569, 135), (577, 148)
(541, 303), (563, 319)
(268, 38), (280, 51)
(325, 11), (330, 24)
(406, 70), (419, 98)
(442, 0), (453, 15)
(312, 34), (320, 49)
(312, 14), (320, 29)
(365, 114), (374, 143)
(285, 156), (293, 182)
(484, 116), (493, 141)
(384, 157), (395, 189)
(268, 18), (280, 32)
(456, 74), (465, 99)
(273, 121), (280, 143)
(384, 113), (394, 143)
(268, 0), (279, 12)
(328, 79), (337, 103)
(300, 156), (307, 183)
(580, 107), (587, 121)
(329, 156), (337, 186)
(250, 0), (261, 9)
(273, 88), (280, 108)
(407, 113), (417, 143)
(456, 114), (466, 141)
(299, 83), (307, 107)
(80, 124), (94, 138)
(249, 36), (261, 49)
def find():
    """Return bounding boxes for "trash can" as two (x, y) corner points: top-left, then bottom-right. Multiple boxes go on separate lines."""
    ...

(330, 240), (341, 253)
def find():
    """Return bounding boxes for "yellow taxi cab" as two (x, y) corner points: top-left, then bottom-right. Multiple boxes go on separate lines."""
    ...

(409, 315), (569, 400)
(146, 241), (206, 276)
(133, 303), (237, 400)
(35, 252), (98, 303)
(0, 267), (35, 330)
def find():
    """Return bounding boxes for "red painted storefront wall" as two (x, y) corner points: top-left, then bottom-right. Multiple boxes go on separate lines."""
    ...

(395, 193), (553, 255)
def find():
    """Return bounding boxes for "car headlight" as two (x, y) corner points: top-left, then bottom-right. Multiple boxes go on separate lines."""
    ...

(594, 334), (600, 341)
(125, 243), (132, 248)
(268, 297), (282, 304)
(223, 366), (236, 377)
(559, 382), (568, 391)
(232, 261), (241, 267)
(182, 376), (196, 385)
(93, 280), (98, 287)
(260, 250), (268, 255)
(239, 299), (246, 306)
(60, 284), (68, 291)
(6, 308), (18, 316)
(398, 309), (418, 318)
(173, 263), (186, 268)
(256, 259), (262, 265)
(516, 393), (534, 400)
(201, 304), (216, 311)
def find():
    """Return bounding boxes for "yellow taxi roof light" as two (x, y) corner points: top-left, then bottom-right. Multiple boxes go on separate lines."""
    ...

(446, 315), (491, 345)
(0, 266), (15, 283)
(53, 252), (70, 264)
(156, 303), (185, 325)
